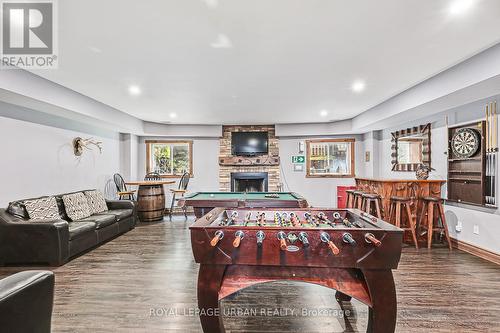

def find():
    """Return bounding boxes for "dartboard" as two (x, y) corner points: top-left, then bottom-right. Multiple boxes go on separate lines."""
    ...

(451, 128), (480, 158)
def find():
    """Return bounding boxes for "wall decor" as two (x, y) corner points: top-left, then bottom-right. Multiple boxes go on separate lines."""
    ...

(415, 164), (434, 180)
(451, 128), (480, 158)
(391, 123), (431, 172)
(72, 137), (103, 156)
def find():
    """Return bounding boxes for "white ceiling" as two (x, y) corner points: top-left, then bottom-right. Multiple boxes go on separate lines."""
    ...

(31, 0), (500, 125)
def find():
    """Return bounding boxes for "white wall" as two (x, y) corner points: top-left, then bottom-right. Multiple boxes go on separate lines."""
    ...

(375, 95), (500, 254)
(120, 133), (139, 181)
(0, 115), (121, 206)
(136, 137), (220, 203)
(279, 136), (364, 207)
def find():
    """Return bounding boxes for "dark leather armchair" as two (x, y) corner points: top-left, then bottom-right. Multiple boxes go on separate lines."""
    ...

(0, 271), (55, 333)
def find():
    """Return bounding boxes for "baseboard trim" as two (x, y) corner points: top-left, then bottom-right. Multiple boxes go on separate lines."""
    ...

(450, 238), (500, 265)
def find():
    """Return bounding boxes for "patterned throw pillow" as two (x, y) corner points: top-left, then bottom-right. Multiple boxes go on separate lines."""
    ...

(23, 197), (60, 221)
(84, 190), (108, 215)
(62, 192), (92, 221)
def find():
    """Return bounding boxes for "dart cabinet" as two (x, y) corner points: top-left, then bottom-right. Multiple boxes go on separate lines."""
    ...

(447, 121), (486, 205)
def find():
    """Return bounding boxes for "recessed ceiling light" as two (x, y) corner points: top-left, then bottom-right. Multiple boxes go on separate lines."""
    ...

(210, 34), (233, 49)
(449, 0), (476, 16)
(169, 113), (177, 119)
(128, 85), (142, 96)
(202, 0), (218, 8)
(351, 80), (366, 93)
(320, 110), (329, 117)
(89, 46), (102, 54)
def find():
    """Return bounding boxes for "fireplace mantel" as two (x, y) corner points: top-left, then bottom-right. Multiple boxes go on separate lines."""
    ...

(219, 155), (280, 166)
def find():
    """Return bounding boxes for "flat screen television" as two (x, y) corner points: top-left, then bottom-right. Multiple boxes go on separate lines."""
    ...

(231, 132), (268, 156)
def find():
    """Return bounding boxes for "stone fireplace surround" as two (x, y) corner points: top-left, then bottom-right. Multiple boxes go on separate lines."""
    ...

(219, 125), (281, 192)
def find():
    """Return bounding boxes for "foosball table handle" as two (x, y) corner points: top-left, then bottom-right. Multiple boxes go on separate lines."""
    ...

(210, 230), (224, 247)
(279, 238), (287, 251)
(233, 231), (244, 248)
(365, 233), (382, 247)
(277, 231), (287, 251)
(327, 241), (340, 255)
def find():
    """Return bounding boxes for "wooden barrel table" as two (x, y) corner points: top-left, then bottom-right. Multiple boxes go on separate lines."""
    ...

(125, 180), (175, 222)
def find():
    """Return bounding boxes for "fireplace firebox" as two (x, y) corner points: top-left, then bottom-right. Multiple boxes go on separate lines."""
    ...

(231, 172), (268, 192)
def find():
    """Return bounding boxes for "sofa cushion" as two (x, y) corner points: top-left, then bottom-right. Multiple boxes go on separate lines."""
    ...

(96, 209), (133, 221)
(62, 192), (91, 221)
(84, 190), (108, 215)
(79, 214), (116, 229)
(23, 197), (60, 221)
(68, 222), (96, 240)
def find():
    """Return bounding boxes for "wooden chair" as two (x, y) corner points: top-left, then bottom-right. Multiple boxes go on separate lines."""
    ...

(113, 173), (135, 200)
(418, 197), (452, 250)
(144, 172), (161, 181)
(361, 193), (382, 219)
(169, 172), (191, 220)
(389, 196), (418, 249)
(346, 190), (356, 208)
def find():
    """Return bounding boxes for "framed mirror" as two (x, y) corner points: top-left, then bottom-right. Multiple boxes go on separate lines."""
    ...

(391, 123), (431, 171)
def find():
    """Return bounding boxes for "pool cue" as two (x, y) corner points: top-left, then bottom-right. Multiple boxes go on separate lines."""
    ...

(493, 101), (498, 206)
(486, 104), (491, 204)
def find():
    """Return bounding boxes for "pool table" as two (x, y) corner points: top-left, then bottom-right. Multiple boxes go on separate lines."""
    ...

(178, 192), (309, 218)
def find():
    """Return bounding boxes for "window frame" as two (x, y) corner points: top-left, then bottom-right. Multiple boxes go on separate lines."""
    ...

(305, 138), (355, 178)
(145, 140), (193, 178)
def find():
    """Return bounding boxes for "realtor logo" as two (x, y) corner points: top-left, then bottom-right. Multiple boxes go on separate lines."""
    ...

(1, 0), (58, 68)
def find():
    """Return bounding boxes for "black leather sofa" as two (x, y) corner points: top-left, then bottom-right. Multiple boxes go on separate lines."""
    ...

(0, 271), (55, 333)
(0, 190), (137, 266)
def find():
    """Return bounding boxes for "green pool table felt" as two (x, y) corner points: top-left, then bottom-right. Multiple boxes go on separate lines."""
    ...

(187, 192), (300, 201)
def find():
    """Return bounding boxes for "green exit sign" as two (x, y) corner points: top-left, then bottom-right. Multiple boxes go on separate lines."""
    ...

(292, 155), (305, 163)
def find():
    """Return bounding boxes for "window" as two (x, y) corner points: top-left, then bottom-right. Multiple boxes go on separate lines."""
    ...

(306, 139), (355, 178)
(146, 140), (193, 177)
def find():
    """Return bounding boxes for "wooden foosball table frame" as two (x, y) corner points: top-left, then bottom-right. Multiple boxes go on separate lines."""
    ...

(191, 207), (403, 333)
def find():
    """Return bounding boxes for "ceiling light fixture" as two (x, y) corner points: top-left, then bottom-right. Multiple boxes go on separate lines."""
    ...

(449, 0), (476, 16)
(89, 46), (102, 54)
(169, 113), (177, 119)
(128, 85), (142, 96)
(320, 110), (329, 117)
(202, 0), (218, 8)
(351, 80), (366, 93)
(210, 34), (232, 49)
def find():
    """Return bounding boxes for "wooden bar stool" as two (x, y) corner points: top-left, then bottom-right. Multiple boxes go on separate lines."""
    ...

(346, 190), (356, 208)
(389, 196), (418, 249)
(418, 197), (452, 250)
(361, 193), (382, 219)
(353, 191), (365, 210)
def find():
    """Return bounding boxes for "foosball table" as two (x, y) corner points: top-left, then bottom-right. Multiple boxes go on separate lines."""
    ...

(190, 208), (403, 333)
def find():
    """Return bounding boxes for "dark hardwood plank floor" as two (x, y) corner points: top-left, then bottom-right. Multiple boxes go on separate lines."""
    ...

(0, 216), (499, 333)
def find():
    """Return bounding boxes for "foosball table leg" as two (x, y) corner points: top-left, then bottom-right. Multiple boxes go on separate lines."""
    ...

(362, 270), (397, 333)
(197, 264), (227, 333)
(335, 291), (352, 302)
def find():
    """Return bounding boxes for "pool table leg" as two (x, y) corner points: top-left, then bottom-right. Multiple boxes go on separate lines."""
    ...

(363, 269), (397, 333)
(198, 264), (227, 333)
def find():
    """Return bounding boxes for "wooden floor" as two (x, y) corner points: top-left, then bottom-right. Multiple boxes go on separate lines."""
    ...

(0, 216), (499, 333)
